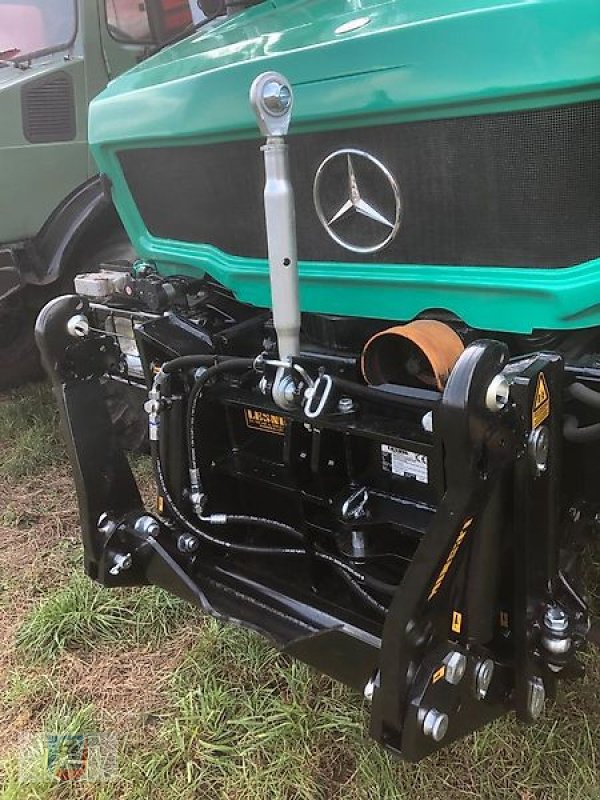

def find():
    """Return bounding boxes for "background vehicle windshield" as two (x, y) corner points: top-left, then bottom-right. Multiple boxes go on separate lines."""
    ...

(0, 0), (76, 60)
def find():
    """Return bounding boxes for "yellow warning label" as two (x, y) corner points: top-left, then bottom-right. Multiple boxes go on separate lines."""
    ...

(428, 517), (474, 601)
(499, 611), (509, 629)
(452, 611), (463, 634)
(432, 666), (446, 684)
(156, 496), (164, 514)
(244, 408), (287, 436)
(532, 373), (550, 429)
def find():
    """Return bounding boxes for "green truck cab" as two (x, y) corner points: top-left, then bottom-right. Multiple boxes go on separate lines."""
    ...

(0, 0), (203, 387)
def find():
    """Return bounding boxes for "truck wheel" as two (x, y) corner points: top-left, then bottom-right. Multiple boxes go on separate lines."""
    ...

(0, 292), (42, 390)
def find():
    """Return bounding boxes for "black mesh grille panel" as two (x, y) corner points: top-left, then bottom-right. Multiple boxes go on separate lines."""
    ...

(119, 101), (600, 269)
(22, 71), (76, 144)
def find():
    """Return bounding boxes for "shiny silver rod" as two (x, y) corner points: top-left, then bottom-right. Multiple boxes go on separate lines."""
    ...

(250, 72), (300, 361)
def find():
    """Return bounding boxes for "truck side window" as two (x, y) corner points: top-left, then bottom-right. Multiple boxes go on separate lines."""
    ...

(0, 0), (77, 60)
(105, 0), (152, 43)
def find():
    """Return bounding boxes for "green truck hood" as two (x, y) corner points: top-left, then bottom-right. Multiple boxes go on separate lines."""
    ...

(90, 0), (600, 334)
(91, 0), (600, 145)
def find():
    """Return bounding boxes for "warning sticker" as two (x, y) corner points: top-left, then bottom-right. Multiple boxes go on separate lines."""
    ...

(381, 445), (428, 483)
(532, 373), (550, 429)
(244, 408), (287, 436)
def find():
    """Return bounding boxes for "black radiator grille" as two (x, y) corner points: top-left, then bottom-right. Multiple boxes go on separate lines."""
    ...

(21, 71), (76, 144)
(119, 101), (600, 269)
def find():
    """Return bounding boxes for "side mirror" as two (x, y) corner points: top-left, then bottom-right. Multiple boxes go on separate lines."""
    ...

(198, 0), (225, 15)
(145, 0), (195, 44)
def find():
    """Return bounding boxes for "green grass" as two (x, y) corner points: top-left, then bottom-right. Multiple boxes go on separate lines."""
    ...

(1, 383), (600, 800)
(15, 572), (195, 659)
(0, 384), (65, 479)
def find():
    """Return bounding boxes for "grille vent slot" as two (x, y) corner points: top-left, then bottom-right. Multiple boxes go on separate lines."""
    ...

(21, 71), (76, 144)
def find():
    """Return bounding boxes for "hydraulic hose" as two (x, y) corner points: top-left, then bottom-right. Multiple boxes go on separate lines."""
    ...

(334, 568), (387, 616)
(149, 353), (397, 610)
(160, 354), (226, 376)
(151, 437), (305, 556)
(332, 376), (439, 411)
(563, 416), (600, 443)
(568, 381), (600, 409)
(187, 358), (255, 481)
(200, 514), (305, 545)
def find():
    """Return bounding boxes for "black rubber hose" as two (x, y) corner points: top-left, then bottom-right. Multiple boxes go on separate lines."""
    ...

(334, 567), (387, 616)
(151, 438), (305, 556)
(332, 376), (439, 410)
(568, 381), (600, 409)
(187, 357), (255, 480)
(211, 515), (306, 545)
(208, 516), (398, 595)
(563, 415), (600, 443)
(314, 550), (397, 596)
(160, 354), (226, 375)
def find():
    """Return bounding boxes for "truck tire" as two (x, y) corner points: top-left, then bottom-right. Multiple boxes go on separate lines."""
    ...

(0, 232), (148, 452)
(0, 292), (43, 390)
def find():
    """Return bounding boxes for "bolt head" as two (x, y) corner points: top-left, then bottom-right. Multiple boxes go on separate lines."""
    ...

(133, 515), (160, 538)
(475, 658), (495, 699)
(337, 396), (355, 414)
(444, 651), (467, 685)
(543, 605), (569, 633)
(178, 534), (199, 554)
(422, 708), (449, 742)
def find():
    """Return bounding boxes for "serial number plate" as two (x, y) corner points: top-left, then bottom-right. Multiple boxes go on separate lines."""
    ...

(381, 444), (428, 483)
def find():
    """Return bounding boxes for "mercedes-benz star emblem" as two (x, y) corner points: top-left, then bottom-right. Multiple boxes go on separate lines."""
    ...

(313, 149), (402, 254)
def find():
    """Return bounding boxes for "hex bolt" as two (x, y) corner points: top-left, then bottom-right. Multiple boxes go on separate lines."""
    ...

(544, 605), (569, 634)
(485, 374), (510, 412)
(133, 515), (160, 538)
(527, 676), (546, 720)
(422, 708), (449, 742)
(443, 651), (467, 685)
(541, 605), (571, 661)
(474, 658), (495, 700)
(178, 534), (199, 554)
(338, 397), (356, 414)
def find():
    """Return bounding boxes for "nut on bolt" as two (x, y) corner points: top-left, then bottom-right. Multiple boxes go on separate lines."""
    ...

(178, 534), (199, 554)
(443, 651), (467, 685)
(133, 515), (160, 538)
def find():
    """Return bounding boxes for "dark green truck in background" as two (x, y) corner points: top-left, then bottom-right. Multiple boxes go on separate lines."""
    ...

(0, 0), (206, 387)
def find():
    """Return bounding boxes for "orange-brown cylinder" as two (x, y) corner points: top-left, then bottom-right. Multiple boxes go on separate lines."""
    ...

(361, 320), (464, 391)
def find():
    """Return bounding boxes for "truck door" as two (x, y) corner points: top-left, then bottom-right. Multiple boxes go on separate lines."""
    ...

(100, 1), (199, 81)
